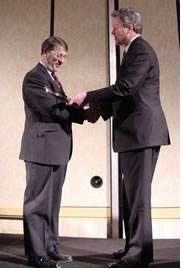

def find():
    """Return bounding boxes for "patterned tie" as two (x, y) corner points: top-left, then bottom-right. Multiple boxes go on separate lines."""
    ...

(51, 72), (67, 100)
(51, 72), (62, 89)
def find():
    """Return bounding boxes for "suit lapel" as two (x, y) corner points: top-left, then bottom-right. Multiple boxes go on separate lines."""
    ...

(37, 63), (67, 98)
(125, 36), (142, 57)
(118, 36), (143, 76)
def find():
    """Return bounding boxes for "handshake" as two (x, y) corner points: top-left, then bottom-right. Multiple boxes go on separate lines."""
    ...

(68, 91), (101, 124)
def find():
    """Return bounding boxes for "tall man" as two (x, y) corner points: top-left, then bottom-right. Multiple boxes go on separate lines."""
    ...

(69, 8), (170, 268)
(19, 36), (95, 268)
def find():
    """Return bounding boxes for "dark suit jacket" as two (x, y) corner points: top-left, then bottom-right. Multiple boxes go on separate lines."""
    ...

(19, 63), (85, 165)
(86, 37), (170, 152)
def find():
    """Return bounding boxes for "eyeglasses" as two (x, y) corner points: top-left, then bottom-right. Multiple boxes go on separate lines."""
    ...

(50, 50), (67, 61)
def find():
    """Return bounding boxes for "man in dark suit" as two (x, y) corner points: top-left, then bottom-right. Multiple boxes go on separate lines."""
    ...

(19, 36), (96, 268)
(69, 8), (170, 268)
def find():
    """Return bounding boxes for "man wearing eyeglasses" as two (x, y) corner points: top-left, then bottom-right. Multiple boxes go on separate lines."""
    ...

(19, 36), (98, 268)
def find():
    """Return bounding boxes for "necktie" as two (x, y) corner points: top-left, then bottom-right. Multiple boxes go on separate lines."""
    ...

(51, 72), (62, 89)
(122, 50), (126, 65)
(51, 72), (67, 99)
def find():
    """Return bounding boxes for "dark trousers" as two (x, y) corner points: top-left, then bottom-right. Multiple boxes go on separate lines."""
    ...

(23, 161), (67, 257)
(119, 146), (160, 263)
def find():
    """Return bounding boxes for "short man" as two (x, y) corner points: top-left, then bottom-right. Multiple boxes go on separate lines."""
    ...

(69, 8), (170, 268)
(19, 36), (94, 268)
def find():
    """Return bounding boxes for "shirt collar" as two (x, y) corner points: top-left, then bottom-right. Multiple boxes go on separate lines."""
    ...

(124, 35), (140, 53)
(39, 61), (53, 78)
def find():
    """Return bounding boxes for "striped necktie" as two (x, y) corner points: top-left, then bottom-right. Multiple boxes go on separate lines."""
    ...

(51, 72), (68, 100)
(51, 72), (62, 89)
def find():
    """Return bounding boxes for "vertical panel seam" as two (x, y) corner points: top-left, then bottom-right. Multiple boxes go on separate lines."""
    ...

(50, 0), (55, 36)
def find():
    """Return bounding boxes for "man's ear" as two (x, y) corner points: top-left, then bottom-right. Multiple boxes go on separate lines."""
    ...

(128, 24), (134, 32)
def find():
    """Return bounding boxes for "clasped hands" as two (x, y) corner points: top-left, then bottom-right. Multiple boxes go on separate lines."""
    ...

(68, 92), (101, 124)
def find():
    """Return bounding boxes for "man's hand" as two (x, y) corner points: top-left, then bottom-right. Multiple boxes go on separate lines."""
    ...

(69, 92), (87, 107)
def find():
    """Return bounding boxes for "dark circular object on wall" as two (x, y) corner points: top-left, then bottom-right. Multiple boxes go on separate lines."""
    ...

(90, 176), (103, 188)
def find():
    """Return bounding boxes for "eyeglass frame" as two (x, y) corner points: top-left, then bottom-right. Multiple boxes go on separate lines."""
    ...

(50, 50), (67, 61)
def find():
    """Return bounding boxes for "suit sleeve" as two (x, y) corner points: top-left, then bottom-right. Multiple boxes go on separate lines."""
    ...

(96, 102), (112, 121)
(86, 50), (151, 104)
(67, 106), (86, 124)
(23, 72), (85, 124)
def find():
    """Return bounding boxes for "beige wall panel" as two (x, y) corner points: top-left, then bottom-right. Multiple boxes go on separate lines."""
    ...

(119, 0), (180, 207)
(0, 220), (23, 235)
(54, 0), (110, 207)
(0, 0), (50, 209)
(59, 218), (110, 238)
(0, 206), (179, 238)
(152, 219), (179, 239)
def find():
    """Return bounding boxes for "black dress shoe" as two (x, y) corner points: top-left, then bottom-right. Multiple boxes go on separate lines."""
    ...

(28, 256), (61, 268)
(108, 257), (149, 268)
(113, 249), (126, 259)
(48, 247), (73, 262)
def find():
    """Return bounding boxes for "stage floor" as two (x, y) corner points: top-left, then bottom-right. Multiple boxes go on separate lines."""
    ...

(0, 234), (180, 268)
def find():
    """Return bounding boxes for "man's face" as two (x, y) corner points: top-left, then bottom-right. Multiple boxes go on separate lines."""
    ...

(45, 45), (67, 73)
(111, 17), (129, 46)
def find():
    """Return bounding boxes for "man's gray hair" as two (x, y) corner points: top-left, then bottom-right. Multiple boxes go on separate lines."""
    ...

(112, 8), (142, 34)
